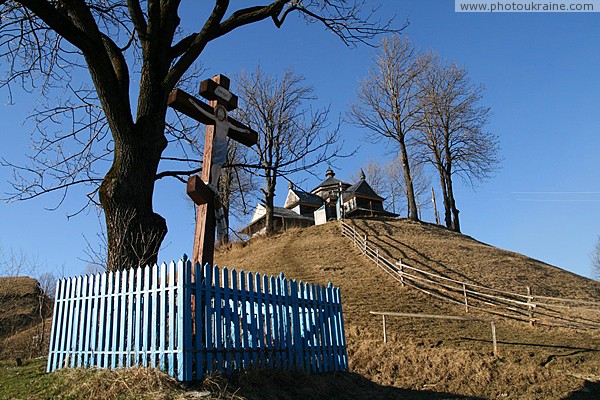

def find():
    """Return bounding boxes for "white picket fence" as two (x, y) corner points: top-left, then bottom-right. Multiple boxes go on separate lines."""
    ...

(46, 258), (348, 381)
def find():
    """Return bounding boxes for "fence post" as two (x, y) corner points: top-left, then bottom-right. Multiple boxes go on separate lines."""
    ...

(382, 314), (387, 344)
(376, 249), (379, 267)
(463, 284), (469, 313)
(527, 286), (535, 326)
(490, 321), (498, 357)
(396, 261), (405, 287)
(363, 234), (368, 254)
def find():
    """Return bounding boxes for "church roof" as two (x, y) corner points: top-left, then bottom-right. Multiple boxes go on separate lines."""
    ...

(293, 189), (323, 206)
(311, 167), (350, 192)
(343, 179), (384, 201)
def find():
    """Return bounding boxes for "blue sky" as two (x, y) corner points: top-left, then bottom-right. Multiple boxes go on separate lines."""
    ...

(1, 1), (599, 279)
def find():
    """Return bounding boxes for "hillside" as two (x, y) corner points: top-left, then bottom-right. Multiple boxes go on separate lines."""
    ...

(216, 218), (600, 399)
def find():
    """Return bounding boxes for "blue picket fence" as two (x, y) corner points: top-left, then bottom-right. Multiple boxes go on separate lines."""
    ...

(46, 258), (348, 381)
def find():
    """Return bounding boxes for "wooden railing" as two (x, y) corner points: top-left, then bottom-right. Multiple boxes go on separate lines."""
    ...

(341, 220), (600, 329)
(370, 311), (499, 356)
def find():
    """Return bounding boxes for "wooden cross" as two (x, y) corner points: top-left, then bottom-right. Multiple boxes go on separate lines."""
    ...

(168, 74), (257, 267)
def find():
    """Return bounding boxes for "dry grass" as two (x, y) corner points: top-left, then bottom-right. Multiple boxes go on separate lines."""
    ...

(52, 366), (184, 400)
(215, 218), (600, 399)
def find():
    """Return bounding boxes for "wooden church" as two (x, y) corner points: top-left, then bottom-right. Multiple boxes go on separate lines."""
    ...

(242, 168), (396, 236)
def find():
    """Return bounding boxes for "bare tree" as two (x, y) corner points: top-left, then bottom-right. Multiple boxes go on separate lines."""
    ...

(1, 1), (398, 271)
(235, 67), (345, 235)
(348, 35), (428, 221)
(350, 160), (387, 194)
(414, 56), (500, 232)
(218, 140), (257, 243)
(592, 236), (600, 280)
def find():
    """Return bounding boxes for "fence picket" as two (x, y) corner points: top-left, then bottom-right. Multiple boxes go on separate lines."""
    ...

(47, 259), (348, 381)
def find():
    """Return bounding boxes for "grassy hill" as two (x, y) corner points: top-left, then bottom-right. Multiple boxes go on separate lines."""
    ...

(2, 218), (599, 399)
(215, 218), (600, 399)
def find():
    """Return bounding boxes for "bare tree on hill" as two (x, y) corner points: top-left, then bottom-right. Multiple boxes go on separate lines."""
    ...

(0, 0), (399, 271)
(348, 35), (429, 222)
(592, 236), (600, 280)
(234, 67), (345, 236)
(414, 56), (500, 232)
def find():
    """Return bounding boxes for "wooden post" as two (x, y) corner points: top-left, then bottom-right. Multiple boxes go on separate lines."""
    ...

(396, 260), (405, 287)
(490, 321), (498, 357)
(527, 286), (535, 326)
(376, 249), (379, 267)
(382, 314), (387, 344)
(463, 284), (469, 313)
(363, 234), (368, 254)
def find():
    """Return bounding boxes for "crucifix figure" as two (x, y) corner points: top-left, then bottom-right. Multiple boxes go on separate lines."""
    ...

(168, 74), (257, 267)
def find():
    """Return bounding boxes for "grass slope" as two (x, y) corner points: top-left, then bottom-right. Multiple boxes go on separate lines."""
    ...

(215, 219), (600, 399)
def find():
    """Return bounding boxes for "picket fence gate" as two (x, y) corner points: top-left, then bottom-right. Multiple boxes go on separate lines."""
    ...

(46, 258), (348, 381)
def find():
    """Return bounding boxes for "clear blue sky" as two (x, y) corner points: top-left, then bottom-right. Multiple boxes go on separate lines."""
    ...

(1, 1), (599, 279)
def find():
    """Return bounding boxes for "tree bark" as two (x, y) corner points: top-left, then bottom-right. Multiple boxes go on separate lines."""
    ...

(99, 100), (169, 270)
(399, 141), (419, 221)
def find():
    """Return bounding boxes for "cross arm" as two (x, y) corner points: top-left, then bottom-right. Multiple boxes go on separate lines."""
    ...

(167, 89), (215, 126)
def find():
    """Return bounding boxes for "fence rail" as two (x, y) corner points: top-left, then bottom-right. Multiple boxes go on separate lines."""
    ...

(47, 259), (348, 381)
(341, 220), (600, 330)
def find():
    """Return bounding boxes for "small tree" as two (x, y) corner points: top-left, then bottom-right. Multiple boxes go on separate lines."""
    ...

(348, 35), (429, 221)
(415, 56), (499, 232)
(592, 236), (600, 280)
(235, 67), (344, 235)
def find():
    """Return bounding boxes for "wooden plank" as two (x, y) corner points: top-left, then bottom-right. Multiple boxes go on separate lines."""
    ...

(231, 269), (242, 372)
(223, 267), (233, 375)
(195, 262), (205, 379)
(74, 276), (87, 367)
(314, 284), (326, 373)
(240, 271), (250, 369)
(277, 275), (287, 369)
(336, 288), (348, 371)
(134, 267), (143, 367)
(204, 263), (214, 373)
(214, 266), (224, 371)
(159, 263), (167, 371)
(96, 274), (108, 368)
(282, 276), (293, 369)
(142, 265), (150, 367)
(255, 272), (265, 368)
(102, 271), (114, 369)
(320, 284), (333, 372)
(247, 272), (257, 367)
(269, 275), (280, 368)
(150, 264), (159, 368)
(369, 311), (494, 322)
(300, 281), (311, 371)
(290, 280), (302, 370)
(262, 274), (272, 369)
(47, 278), (64, 372)
(168, 261), (176, 376)
(118, 269), (128, 368)
(126, 268), (135, 368)
(110, 271), (120, 369)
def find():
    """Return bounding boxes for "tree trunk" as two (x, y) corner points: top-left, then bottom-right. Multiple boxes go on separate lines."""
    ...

(99, 110), (168, 271)
(399, 141), (419, 221)
(445, 170), (460, 233)
(263, 173), (277, 236)
(437, 168), (452, 229)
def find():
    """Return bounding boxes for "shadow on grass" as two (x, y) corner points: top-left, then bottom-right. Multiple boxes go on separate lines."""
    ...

(563, 380), (600, 399)
(204, 369), (485, 400)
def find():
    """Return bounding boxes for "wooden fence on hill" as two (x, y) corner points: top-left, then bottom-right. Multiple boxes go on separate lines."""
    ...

(46, 259), (348, 381)
(340, 220), (600, 330)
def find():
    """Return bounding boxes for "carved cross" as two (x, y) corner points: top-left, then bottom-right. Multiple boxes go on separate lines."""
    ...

(168, 74), (257, 267)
